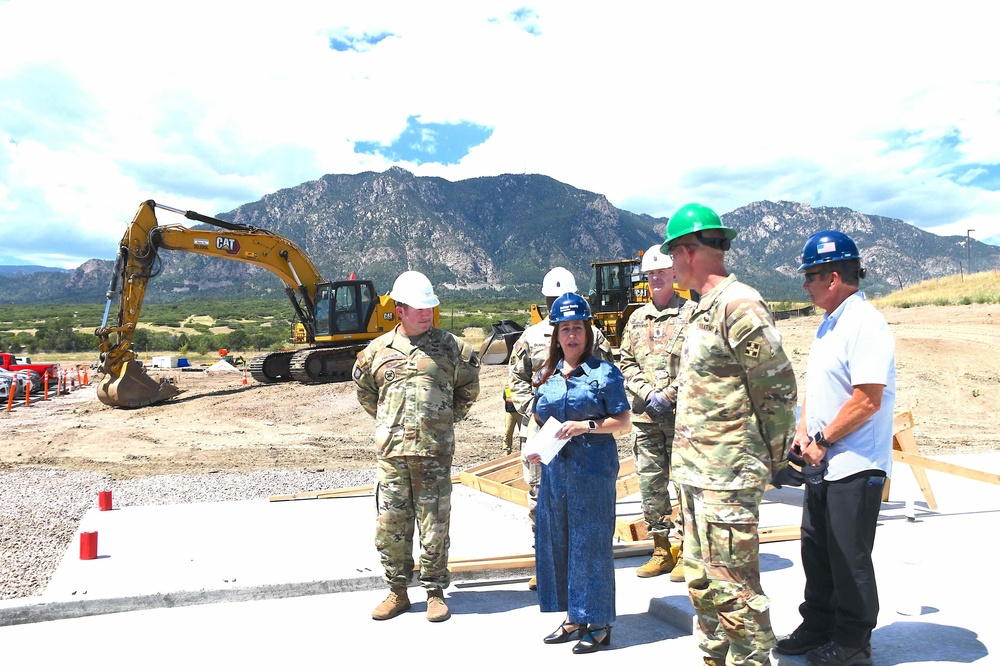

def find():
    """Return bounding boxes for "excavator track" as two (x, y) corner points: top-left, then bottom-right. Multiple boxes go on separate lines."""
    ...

(249, 351), (295, 384)
(288, 345), (365, 384)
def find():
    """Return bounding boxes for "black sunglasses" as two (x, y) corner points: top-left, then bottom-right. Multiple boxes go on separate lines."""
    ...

(803, 270), (832, 284)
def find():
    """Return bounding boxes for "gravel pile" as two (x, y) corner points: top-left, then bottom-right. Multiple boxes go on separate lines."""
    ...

(0, 467), (377, 601)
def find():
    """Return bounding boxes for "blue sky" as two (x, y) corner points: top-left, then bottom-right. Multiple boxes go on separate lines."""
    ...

(1, 1), (999, 269)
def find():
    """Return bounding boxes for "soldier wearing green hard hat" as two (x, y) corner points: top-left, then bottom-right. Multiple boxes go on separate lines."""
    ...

(662, 203), (798, 666)
(660, 202), (738, 254)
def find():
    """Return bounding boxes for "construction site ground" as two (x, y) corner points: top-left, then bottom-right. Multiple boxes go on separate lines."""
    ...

(2, 303), (999, 664)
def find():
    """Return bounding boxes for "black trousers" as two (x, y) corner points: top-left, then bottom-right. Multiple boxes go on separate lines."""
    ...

(799, 471), (885, 649)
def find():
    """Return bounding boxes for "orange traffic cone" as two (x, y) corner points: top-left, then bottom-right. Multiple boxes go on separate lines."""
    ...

(83, 368), (89, 385)
(242, 368), (248, 385)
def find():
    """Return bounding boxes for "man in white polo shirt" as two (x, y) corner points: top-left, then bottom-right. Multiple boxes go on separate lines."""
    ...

(774, 231), (896, 666)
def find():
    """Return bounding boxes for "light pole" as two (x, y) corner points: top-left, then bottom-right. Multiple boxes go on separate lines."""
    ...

(967, 229), (975, 275)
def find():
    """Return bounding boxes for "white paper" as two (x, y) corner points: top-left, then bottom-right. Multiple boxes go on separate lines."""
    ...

(523, 416), (571, 465)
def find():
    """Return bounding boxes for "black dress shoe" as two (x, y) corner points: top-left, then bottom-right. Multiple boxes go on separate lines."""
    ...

(572, 625), (611, 654)
(543, 621), (584, 644)
(774, 626), (830, 655)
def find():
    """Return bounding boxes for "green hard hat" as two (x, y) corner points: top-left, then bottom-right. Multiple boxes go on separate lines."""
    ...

(661, 203), (737, 249)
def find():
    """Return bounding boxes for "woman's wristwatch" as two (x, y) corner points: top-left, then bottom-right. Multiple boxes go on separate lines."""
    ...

(588, 420), (597, 433)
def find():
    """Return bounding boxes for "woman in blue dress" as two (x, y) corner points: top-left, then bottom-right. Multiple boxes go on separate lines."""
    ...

(525, 292), (632, 654)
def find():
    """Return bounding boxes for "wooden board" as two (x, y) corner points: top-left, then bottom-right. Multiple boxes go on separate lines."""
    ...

(459, 452), (642, 507)
(893, 451), (1000, 487)
(445, 523), (802, 572)
(885, 410), (938, 509)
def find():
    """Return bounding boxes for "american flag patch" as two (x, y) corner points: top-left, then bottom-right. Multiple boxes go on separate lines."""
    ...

(817, 241), (836, 254)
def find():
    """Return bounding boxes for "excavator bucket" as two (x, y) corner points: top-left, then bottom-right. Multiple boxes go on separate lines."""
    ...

(478, 319), (526, 365)
(97, 360), (182, 408)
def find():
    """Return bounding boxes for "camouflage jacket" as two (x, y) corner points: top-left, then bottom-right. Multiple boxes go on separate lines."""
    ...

(618, 295), (696, 424)
(354, 325), (481, 458)
(507, 317), (613, 417)
(672, 275), (797, 490)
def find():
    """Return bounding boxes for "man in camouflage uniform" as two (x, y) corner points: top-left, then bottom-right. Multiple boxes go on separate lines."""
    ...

(508, 266), (612, 590)
(618, 244), (695, 581)
(663, 204), (797, 666)
(354, 270), (481, 623)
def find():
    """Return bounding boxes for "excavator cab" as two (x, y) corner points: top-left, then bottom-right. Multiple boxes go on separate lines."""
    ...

(313, 280), (377, 337)
(588, 258), (648, 347)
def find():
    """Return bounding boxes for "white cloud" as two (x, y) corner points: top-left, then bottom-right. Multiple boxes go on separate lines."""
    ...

(1, 0), (999, 269)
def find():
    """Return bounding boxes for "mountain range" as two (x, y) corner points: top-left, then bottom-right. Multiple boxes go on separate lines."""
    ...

(2, 167), (998, 305)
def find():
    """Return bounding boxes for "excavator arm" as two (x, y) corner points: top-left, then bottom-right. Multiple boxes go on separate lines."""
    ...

(95, 200), (326, 407)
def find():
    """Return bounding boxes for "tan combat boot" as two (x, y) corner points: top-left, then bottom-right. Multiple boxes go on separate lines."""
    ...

(668, 544), (685, 582)
(426, 587), (451, 622)
(528, 575), (537, 591)
(637, 534), (676, 578)
(372, 587), (410, 620)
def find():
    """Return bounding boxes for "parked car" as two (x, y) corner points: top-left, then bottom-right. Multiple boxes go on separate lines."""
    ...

(0, 368), (40, 397)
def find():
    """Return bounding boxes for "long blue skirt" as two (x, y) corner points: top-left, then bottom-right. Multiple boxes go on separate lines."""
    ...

(535, 437), (618, 625)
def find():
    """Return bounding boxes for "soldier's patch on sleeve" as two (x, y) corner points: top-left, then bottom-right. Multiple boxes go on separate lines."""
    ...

(353, 364), (363, 381)
(745, 341), (761, 358)
(355, 350), (368, 367)
(727, 312), (762, 348)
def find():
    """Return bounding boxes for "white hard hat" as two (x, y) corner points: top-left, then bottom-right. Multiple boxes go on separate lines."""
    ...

(390, 270), (440, 308)
(641, 244), (673, 272)
(541, 267), (578, 297)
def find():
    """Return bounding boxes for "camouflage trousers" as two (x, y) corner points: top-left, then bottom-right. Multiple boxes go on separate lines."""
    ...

(631, 420), (683, 543)
(679, 484), (775, 666)
(375, 455), (452, 590)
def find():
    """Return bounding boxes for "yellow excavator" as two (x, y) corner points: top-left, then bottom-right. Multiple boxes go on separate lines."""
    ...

(95, 200), (433, 408)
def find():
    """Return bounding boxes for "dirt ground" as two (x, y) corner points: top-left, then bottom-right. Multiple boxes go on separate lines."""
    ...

(3, 303), (998, 480)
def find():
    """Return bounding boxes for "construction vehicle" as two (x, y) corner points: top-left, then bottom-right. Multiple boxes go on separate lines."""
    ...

(588, 253), (697, 348)
(478, 319), (525, 365)
(95, 200), (436, 408)
(478, 253), (695, 365)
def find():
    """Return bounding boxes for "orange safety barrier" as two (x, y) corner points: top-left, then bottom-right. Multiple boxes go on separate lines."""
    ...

(43, 374), (49, 400)
(24, 380), (30, 406)
(6, 383), (14, 412)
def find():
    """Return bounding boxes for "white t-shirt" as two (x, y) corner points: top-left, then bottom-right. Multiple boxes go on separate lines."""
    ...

(805, 292), (896, 480)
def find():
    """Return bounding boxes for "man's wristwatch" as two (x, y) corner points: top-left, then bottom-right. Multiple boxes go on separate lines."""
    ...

(814, 430), (833, 448)
(588, 420), (597, 433)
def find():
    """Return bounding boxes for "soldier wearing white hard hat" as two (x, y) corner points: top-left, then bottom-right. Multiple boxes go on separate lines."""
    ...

(354, 269), (480, 622)
(617, 244), (695, 581)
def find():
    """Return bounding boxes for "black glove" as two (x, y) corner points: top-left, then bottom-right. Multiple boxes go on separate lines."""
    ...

(772, 448), (827, 489)
(802, 458), (828, 485)
(645, 391), (675, 419)
(771, 462), (804, 489)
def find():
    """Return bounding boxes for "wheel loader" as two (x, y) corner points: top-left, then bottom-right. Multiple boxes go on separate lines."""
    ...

(588, 255), (696, 348)
(479, 253), (697, 365)
(94, 200), (437, 408)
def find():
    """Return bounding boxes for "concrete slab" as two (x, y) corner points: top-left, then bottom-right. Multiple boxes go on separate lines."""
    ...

(2, 451), (999, 665)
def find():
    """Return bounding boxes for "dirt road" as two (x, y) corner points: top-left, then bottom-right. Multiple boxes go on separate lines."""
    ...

(3, 304), (998, 479)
